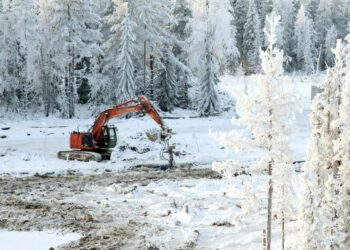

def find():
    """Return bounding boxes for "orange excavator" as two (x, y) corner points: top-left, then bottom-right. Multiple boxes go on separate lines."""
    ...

(58, 96), (173, 162)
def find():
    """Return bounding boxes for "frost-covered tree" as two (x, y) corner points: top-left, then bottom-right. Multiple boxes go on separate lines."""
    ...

(0, 0), (40, 112)
(171, 0), (192, 108)
(263, 12), (284, 49)
(211, 14), (298, 250)
(131, 0), (173, 99)
(300, 40), (346, 249)
(259, 0), (272, 28)
(315, 0), (333, 69)
(299, 174), (323, 249)
(198, 28), (220, 117)
(190, 0), (239, 74)
(242, 0), (262, 73)
(232, 0), (247, 54)
(321, 174), (345, 249)
(338, 85), (350, 247)
(299, 89), (334, 249)
(113, 3), (137, 103)
(157, 51), (178, 112)
(103, 0), (124, 101)
(276, 0), (296, 68)
(294, 4), (316, 73)
(324, 26), (338, 67)
(331, 0), (347, 37)
(50, 0), (102, 118)
(333, 37), (350, 247)
(0, 0), (23, 111)
(37, 0), (56, 116)
(13, 0), (40, 109)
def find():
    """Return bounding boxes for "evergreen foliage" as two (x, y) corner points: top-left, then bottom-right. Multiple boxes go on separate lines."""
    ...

(198, 29), (220, 117)
(0, 0), (350, 118)
(243, 0), (262, 73)
(114, 5), (137, 103)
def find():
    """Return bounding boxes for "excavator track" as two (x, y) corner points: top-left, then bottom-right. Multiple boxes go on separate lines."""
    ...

(57, 150), (103, 162)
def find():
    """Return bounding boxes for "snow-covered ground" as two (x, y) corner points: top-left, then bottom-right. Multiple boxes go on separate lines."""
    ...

(0, 231), (80, 250)
(0, 74), (325, 249)
(0, 74), (322, 175)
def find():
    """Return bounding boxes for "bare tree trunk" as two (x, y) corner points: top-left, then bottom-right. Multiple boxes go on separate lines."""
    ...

(143, 40), (147, 95)
(267, 108), (273, 250)
(282, 210), (285, 250)
(150, 53), (154, 100)
(67, 4), (75, 119)
(267, 161), (273, 250)
(68, 47), (75, 119)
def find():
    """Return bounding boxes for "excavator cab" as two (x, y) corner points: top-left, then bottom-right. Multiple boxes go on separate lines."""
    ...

(97, 126), (118, 149)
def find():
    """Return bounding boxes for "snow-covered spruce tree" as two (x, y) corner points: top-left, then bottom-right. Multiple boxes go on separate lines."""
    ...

(37, 0), (56, 117)
(10, 0), (41, 110)
(331, 0), (348, 38)
(0, 0), (22, 111)
(299, 90), (332, 249)
(299, 174), (324, 249)
(130, 0), (173, 99)
(50, 0), (102, 118)
(338, 83), (350, 247)
(211, 14), (299, 250)
(333, 37), (350, 247)
(242, 0), (262, 74)
(263, 11), (284, 49)
(321, 174), (345, 249)
(299, 41), (346, 249)
(259, 0), (272, 29)
(232, 0), (248, 54)
(329, 41), (346, 171)
(211, 0), (240, 72)
(171, 0), (192, 108)
(189, 0), (239, 74)
(273, 0), (296, 70)
(103, 0), (126, 103)
(156, 51), (178, 112)
(315, 0), (333, 70)
(294, 4), (316, 73)
(324, 26), (338, 68)
(197, 28), (220, 117)
(113, 3), (137, 103)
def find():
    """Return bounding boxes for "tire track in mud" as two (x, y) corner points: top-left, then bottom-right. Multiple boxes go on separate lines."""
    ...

(0, 167), (220, 249)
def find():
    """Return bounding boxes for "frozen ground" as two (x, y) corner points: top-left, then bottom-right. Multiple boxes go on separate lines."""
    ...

(0, 74), (321, 175)
(0, 230), (80, 250)
(0, 74), (324, 249)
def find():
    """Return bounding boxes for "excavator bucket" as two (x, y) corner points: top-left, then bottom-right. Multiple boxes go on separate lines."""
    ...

(146, 129), (161, 142)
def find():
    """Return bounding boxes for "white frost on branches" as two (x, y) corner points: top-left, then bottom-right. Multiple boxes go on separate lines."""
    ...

(211, 13), (299, 247)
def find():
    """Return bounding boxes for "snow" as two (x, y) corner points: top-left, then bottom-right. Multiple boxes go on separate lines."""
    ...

(0, 74), (323, 175)
(0, 74), (326, 249)
(0, 230), (80, 250)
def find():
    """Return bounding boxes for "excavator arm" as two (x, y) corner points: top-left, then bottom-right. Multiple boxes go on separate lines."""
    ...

(91, 96), (168, 142)
(59, 96), (173, 163)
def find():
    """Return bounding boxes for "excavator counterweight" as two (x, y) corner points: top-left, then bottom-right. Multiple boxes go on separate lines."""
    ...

(58, 96), (172, 162)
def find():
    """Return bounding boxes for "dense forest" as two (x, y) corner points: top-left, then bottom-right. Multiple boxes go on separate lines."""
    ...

(0, 0), (348, 117)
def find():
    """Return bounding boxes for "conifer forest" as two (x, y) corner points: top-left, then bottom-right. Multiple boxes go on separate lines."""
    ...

(1, 0), (350, 249)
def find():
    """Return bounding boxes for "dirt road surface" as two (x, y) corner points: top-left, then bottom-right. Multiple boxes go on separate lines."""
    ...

(0, 166), (220, 249)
